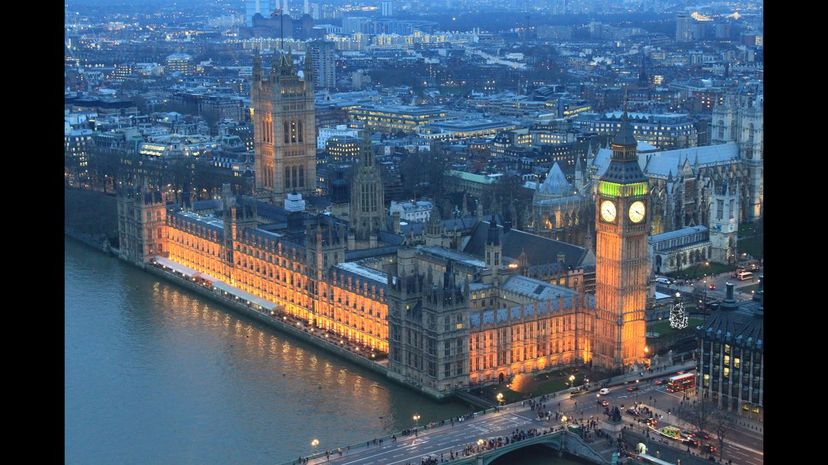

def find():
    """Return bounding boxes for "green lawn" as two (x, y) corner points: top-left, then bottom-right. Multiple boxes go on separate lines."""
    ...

(737, 235), (764, 259)
(647, 317), (704, 337)
(470, 369), (592, 404)
(738, 220), (764, 259)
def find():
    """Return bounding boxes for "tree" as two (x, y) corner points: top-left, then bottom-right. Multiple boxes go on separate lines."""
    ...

(711, 409), (734, 461)
(685, 396), (716, 438)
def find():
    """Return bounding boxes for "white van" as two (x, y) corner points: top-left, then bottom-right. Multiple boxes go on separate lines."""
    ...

(655, 277), (671, 285)
(736, 271), (753, 281)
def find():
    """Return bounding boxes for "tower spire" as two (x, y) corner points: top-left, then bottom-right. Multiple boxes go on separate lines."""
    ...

(303, 47), (314, 85)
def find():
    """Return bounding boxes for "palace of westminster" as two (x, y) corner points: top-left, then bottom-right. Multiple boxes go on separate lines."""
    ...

(117, 52), (762, 398)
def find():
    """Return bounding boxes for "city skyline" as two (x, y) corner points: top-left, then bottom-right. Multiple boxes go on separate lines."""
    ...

(65, 1), (764, 464)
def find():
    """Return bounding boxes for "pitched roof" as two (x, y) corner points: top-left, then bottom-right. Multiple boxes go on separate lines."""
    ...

(593, 142), (739, 179)
(537, 162), (573, 196)
(463, 222), (587, 269)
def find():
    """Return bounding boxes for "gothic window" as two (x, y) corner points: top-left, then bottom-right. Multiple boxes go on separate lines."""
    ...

(285, 167), (291, 189)
(717, 120), (724, 140)
(299, 165), (304, 188)
(284, 122), (289, 144)
(290, 121), (297, 143)
(716, 200), (724, 220)
(298, 120), (303, 142)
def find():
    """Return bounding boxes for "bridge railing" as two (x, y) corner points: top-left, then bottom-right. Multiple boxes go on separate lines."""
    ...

(275, 404), (520, 465)
(277, 361), (696, 465)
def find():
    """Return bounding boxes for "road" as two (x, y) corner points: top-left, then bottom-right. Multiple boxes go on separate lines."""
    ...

(301, 406), (556, 465)
(294, 369), (763, 465)
(656, 271), (761, 304)
(594, 379), (763, 465)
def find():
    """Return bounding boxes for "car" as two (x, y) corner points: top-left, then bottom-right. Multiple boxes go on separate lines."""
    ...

(696, 431), (713, 441)
(626, 386), (639, 392)
(708, 283), (716, 290)
(599, 388), (610, 395)
(701, 444), (717, 454)
(684, 439), (700, 448)
(654, 379), (667, 385)
(601, 400), (610, 407)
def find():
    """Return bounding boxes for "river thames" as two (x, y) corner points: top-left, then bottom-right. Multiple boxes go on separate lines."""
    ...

(65, 238), (588, 465)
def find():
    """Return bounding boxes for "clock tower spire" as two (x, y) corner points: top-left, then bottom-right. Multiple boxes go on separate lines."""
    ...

(594, 112), (649, 371)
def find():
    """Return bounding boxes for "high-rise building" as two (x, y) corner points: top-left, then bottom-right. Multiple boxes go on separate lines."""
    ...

(676, 13), (692, 42)
(245, 0), (277, 27)
(307, 40), (336, 90)
(593, 113), (649, 371)
(381, 1), (393, 17)
(250, 51), (317, 205)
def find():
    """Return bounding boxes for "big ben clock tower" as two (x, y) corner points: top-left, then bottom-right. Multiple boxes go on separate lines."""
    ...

(594, 113), (649, 371)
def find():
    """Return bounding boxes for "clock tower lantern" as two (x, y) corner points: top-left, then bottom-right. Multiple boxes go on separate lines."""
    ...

(594, 113), (649, 371)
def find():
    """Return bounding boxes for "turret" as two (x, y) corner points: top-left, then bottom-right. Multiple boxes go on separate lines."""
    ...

(252, 51), (263, 81)
(303, 49), (314, 88)
(485, 215), (501, 273)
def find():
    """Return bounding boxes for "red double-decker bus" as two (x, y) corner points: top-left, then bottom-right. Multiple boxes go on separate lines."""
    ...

(666, 373), (695, 393)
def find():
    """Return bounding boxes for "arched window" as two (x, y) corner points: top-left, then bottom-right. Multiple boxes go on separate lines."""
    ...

(298, 120), (303, 143)
(298, 165), (304, 188)
(284, 122), (289, 144)
(717, 120), (725, 140)
(285, 167), (291, 189)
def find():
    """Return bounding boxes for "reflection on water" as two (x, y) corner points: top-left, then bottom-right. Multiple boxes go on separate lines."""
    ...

(65, 239), (583, 465)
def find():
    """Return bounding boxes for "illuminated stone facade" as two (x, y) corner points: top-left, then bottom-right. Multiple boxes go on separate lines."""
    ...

(119, 118), (652, 393)
(117, 185), (168, 264)
(593, 114), (649, 371)
(251, 51), (317, 205)
(164, 185), (388, 353)
(386, 220), (596, 394)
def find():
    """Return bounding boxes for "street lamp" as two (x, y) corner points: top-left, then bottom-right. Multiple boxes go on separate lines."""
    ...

(561, 415), (569, 451)
(310, 438), (319, 456)
(477, 438), (485, 451)
(496, 392), (504, 406)
(569, 374), (576, 387)
(413, 414), (421, 429)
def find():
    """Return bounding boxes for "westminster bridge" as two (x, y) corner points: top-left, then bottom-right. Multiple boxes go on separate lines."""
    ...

(279, 401), (610, 465)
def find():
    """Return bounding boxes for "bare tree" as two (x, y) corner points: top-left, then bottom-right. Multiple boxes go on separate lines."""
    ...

(685, 396), (716, 437)
(712, 409), (735, 461)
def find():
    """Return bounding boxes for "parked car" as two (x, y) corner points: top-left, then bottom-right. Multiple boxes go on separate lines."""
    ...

(701, 444), (717, 454)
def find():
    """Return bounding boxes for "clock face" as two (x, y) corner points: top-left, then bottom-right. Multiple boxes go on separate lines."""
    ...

(629, 200), (646, 223)
(600, 200), (617, 222)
